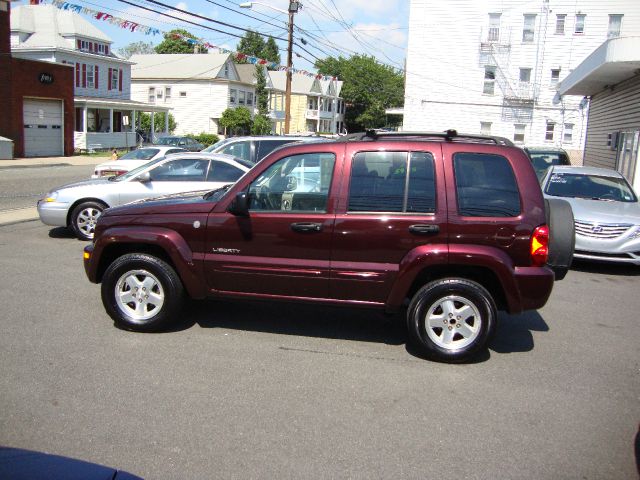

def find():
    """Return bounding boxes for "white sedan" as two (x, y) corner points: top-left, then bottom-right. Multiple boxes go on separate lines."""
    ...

(39, 153), (252, 240)
(92, 146), (186, 178)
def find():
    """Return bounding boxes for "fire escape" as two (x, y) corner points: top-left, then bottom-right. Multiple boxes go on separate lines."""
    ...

(478, 26), (535, 122)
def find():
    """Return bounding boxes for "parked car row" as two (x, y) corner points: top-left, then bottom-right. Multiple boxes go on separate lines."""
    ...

(39, 134), (640, 269)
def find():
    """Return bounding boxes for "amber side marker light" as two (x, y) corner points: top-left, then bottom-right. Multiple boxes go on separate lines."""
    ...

(83, 251), (91, 260)
(530, 225), (549, 266)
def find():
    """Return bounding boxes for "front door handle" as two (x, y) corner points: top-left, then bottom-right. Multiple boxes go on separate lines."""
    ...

(291, 222), (323, 233)
(409, 224), (440, 235)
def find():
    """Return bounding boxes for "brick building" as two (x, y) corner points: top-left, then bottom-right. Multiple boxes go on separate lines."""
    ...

(0, 0), (74, 157)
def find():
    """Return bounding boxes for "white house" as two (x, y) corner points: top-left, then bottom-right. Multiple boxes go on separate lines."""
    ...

(10, 3), (169, 152)
(403, 0), (640, 160)
(267, 71), (345, 134)
(130, 53), (257, 136)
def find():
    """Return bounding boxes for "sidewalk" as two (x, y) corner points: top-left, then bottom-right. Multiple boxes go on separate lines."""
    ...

(0, 155), (102, 226)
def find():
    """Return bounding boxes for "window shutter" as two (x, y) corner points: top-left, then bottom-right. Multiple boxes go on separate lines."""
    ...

(76, 39), (81, 50)
(108, 68), (112, 90)
(82, 64), (86, 88)
(95, 65), (99, 89)
(105, 45), (109, 55)
(89, 42), (93, 52)
(119, 70), (123, 92)
(75, 63), (80, 87)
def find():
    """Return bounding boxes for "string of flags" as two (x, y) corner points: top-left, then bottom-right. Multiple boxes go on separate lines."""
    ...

(49, 0), (338, 81)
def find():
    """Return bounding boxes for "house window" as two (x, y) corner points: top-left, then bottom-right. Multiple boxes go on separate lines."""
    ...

(224, 63), (230, 78)
(545, 122), (555, 141)
(519, 68), (531, 83)
(238, 91), (246, 105)
(230, 89), (237, 104)
(165, 87), (171, 99)
(563, 123), (574, 143)
(246, 92), (254, 106)
(488, 13), (501, 42)
(148, 87), (155, 103)
(111, 68), (120, 90)
(156, 90), (163, 99)
(483, 66), (496, 95)
(522, 14), (536, 43)
(480, 122), (492, 135)
(180, 91), (187, 97)
(555, 14), (566, 34)
(608, 15), (623, 38)
(550, 69), (561, 86)
(514, 124), (526, 143)
(575, 14), (586, 34)
(86, 64), (94, 88)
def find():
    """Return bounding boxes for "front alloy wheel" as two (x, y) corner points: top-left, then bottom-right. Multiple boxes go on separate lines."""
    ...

(101, 253), (184, 332)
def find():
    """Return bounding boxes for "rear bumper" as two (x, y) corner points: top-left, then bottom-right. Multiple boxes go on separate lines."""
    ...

(83, 244), (98, 283)
(512, 266), (555, 312)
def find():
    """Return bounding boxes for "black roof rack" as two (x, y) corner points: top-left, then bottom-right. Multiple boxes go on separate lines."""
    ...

(337, 129), (514, 147)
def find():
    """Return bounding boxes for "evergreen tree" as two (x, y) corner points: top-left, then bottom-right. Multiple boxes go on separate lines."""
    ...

(155, 29), (207, 54)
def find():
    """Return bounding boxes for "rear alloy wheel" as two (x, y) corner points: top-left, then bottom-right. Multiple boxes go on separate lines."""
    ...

(101, 253), (184, 332)
(407, 278), (497, 362)
(70, 201), (105, 240)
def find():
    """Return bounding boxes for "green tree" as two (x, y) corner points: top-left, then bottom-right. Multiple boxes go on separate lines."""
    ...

(315, 55), (405, 131)
(262, 37), (281, 64)
(236, 31), (265, 62)
(118, 41), (155, 59)
(254, 65), (268, 116)
(251, 114), (272, 135)
(139, 112), (177, 135)
(219, 107), (253, 136)
(155, 29), (207, 54)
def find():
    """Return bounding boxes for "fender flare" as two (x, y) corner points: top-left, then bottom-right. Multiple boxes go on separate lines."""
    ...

(92, 226), (206, 299)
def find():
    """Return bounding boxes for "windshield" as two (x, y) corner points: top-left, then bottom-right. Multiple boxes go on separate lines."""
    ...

(156, 137), (181, 146)
(112, 157), (166, 182)
(118, 148), (160, 160)
(202, 138), (234, 153)
(544, 172), (637, 202)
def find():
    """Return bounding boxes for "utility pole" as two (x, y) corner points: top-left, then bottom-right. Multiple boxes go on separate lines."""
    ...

(284, 1), (300, 134)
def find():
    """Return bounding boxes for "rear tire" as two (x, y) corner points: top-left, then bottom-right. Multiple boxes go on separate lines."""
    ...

(101, 253), (184, 332)
(545, 198), (575, 280)
(407, 278), (497, 363)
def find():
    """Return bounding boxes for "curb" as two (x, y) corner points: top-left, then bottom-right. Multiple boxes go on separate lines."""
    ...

(0, 207), (39, 226)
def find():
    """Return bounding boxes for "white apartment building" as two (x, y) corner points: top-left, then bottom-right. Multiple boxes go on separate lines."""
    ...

(403, 0), (640, 159)
(130, 54), (256, 136)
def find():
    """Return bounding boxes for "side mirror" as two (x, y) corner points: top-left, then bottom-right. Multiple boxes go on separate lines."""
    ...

(137, 171), (151, 183)
(228, 192), (250, 216)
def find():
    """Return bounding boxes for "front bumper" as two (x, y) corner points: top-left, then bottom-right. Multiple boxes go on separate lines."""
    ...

(37, 200), (70, 227)
(575, 235), (640, 265)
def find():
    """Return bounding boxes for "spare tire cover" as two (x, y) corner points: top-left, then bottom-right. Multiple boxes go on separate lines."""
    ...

(545, 198), (575, 280)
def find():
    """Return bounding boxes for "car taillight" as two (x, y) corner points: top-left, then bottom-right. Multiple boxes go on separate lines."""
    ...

(530, 225), (549, 266)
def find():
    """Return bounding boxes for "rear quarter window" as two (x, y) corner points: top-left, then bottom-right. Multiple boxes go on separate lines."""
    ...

(454, 153), (521, 217)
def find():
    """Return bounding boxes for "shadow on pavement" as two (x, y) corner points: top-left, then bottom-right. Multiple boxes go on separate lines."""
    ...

(490, 310), (548, 354)
(570, 259), (640, 276)
(185, 299), (407, 346)
(0, 447), (142, 480)
(47, 226), (76, 239)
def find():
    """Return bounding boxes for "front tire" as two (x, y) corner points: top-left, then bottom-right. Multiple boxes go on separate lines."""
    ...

(70, 201), (106, 240)
(101, 253), (184, 332)
(407, 278), (497, 362)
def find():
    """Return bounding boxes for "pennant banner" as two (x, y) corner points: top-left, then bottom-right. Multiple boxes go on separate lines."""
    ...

(49, 0), (338, 81)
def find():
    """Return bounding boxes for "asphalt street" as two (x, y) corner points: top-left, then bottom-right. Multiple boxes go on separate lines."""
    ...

(0, 219), (638, 479)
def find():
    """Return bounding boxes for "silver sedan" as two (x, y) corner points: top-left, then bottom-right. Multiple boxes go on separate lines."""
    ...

(541, 165), (640, 265)
(38, 152), (251, 240)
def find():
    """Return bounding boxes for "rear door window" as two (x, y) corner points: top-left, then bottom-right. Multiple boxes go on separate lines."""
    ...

(257, 140), (293, 161)
(220, 141), (251, 162)
(348, 151), (436, 213)
(453, 153), (520, 217)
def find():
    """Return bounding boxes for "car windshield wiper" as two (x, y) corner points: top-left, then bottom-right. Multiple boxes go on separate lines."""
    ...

(202, 184), (231, 200)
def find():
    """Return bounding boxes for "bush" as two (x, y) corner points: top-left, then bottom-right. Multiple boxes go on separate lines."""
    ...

(187, 132), (220, 147)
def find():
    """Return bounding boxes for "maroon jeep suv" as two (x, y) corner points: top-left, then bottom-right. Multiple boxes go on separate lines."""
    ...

(83, 130), (574, 362)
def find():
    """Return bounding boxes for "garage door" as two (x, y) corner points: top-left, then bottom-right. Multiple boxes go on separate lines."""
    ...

(23, 99), (63, 157)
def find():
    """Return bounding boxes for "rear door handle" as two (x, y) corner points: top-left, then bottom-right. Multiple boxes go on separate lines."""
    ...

(291, 222), (323, 233)
(409, 224), (440, 235)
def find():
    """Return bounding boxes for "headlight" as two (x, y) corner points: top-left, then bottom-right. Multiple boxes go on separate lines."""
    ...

(43, 191), (58, 202)
(629, 227), (640, 240)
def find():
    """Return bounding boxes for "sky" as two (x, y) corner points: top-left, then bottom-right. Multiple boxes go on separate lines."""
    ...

(16, 0), (410, 74)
